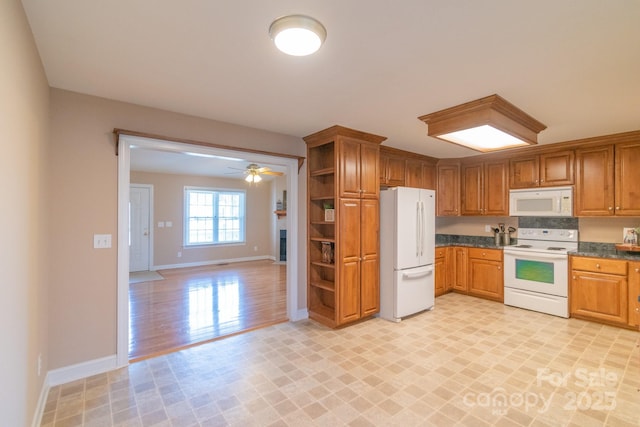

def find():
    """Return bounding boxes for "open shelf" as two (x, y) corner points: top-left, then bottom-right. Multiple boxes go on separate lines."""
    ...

(310, 167), (335, 177)
(310, 279), (335, 292)
(311, 261), (336, 269)
(310, 237), (335, 243)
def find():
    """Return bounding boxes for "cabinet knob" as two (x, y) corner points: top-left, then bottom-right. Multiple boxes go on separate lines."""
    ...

(635, 268), (639, 273)
(596, 264), (601, 269)
(540, 179), (544, 183)
(482, 252), (486, 256)
(572, 275), (576, 279)
(608, 206), (613, 210)
(616, 206), (620, 210)
(498, 266), (501, 270)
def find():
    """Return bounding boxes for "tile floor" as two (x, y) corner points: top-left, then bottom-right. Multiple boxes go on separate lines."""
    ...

(41, 293), (639, 426)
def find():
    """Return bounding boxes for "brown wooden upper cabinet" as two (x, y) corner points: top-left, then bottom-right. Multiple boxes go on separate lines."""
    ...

(339, 137), (379, 199)
(405, 159), (437, 190)
(379, 151), (405, 187)
(509, 150), (574, 188)
(575, 141), (640, 216)
(461, 159), (508, 216)
(436, 162), (460, 216)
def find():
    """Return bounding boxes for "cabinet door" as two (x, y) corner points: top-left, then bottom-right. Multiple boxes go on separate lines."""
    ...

(540, 150), (574, 186)
(379, 154), (390, 185)
(570, 270), (628, 325)
(339, 138), (361, 198)
(435, 254), (446, 297)
(338, 199), (361, 324)
(360, 142), (379, 199)
(360, 199), (379, 317)
(615, 141), (640, 215)
(405, 159), (423, 188)
(386, 156), (406, 187)
(510, 156), (539, 188)
(629, 262), (640, 327)
(575, 145), (615, 216)
(437, 164), (460, 216)
(452, 247), (467, 291)
(460, 163), (483, 215)
(484, 160), (509, 216)
(421, 163), (436, 190)
(468, 258), (504, 302)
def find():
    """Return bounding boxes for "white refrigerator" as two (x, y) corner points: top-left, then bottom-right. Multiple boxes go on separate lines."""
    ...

(379, 187), (435, 322)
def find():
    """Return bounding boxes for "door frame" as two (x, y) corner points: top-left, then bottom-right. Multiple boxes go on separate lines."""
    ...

(116, 135), (300, 367)
(129, 184), (154, 272)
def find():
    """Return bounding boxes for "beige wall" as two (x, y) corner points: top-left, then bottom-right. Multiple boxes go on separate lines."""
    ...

(130, 171), (276, 266)
(0, 0), (50, 424)
(49, 89), (306, 370)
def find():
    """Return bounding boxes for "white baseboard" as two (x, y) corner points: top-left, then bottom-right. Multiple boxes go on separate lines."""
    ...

(152, 255), (275, 271)
(292, 308), (309, 322)
(47, 355), (118, 387)
(32, 355), (118, 427)
(31, 372), (50, 427)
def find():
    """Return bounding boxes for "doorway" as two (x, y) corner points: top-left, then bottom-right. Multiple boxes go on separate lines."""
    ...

(116, 134), (300, 367)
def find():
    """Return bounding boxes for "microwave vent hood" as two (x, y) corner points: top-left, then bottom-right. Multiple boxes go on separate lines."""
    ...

(509, 186), (573, 217)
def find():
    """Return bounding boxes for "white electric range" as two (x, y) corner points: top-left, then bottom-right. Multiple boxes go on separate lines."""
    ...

(503, 228), (578, 318)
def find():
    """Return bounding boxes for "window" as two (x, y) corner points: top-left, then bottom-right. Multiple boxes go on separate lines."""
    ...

(184, 187), (246, 246)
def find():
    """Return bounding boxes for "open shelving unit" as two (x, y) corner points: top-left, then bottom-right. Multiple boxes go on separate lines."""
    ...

(306, 139), (338, 327)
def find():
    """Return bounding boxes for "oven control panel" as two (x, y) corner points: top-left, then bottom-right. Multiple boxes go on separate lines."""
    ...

(516, 228), (578, 242)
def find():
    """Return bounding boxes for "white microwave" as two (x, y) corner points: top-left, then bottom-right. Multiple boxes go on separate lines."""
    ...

(509, 186), (573, 217)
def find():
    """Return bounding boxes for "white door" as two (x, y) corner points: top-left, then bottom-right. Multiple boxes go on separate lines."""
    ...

(130, 185), (151, 272)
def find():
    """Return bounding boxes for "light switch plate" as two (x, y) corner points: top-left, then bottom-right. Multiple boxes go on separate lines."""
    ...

(94, 234), (112, 249)
(165, 221), (172, 227)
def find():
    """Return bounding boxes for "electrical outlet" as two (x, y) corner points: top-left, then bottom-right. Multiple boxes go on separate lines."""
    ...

(485, 225), (492, 232)
(177, 251), (182, 258)
(254, 246), (258, 251)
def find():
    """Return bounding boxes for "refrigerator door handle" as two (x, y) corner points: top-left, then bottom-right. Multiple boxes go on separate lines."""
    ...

(420, 200), (425, 257)
(416, 201), (420, 257)
(402, 268), (434, 280)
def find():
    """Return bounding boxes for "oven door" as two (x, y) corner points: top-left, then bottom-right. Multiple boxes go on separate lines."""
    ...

(503, 249), (568, 297)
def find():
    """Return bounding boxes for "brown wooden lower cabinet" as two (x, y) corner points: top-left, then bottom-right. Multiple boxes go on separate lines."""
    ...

(570, 256), (628, 327)
(451, 246), (468, 292)
(629, 262), (640, 328)
(467, 248), (504, 302)
(437, 246), (503, 302)
(434, 247), (449, 297)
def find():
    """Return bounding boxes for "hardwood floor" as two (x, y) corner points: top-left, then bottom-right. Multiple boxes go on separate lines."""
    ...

(128, 260), (286, 361)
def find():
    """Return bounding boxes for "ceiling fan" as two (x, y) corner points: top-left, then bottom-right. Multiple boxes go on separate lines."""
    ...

(228, 163), (284, 183)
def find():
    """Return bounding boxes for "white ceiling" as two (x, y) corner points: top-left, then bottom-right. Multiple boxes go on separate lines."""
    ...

(22, 0), (640, 160)
(129, 146), (286, 180)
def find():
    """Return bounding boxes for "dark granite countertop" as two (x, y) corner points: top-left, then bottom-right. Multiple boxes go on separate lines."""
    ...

(436, 234), (640, 261)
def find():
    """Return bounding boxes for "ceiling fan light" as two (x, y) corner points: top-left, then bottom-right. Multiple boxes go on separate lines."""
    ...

(269, 15), (326, 56)
(245, 173), (262, 183)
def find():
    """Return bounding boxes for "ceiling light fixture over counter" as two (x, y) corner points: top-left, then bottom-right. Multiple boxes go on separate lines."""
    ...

(269, 15), (326, 56)
(418, 94), (547, 153)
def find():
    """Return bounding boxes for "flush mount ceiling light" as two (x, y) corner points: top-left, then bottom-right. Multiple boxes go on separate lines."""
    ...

(269, 15), (326, 56)
(418, 94), (547, 153)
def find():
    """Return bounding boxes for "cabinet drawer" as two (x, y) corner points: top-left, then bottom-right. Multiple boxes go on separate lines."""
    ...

(468, 247), (502, 262)
(435, 247), (447, 259)
(571, 257), (627, 275)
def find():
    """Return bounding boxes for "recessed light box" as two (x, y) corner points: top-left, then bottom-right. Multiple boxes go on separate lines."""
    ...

(418, 94), (547, 152)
